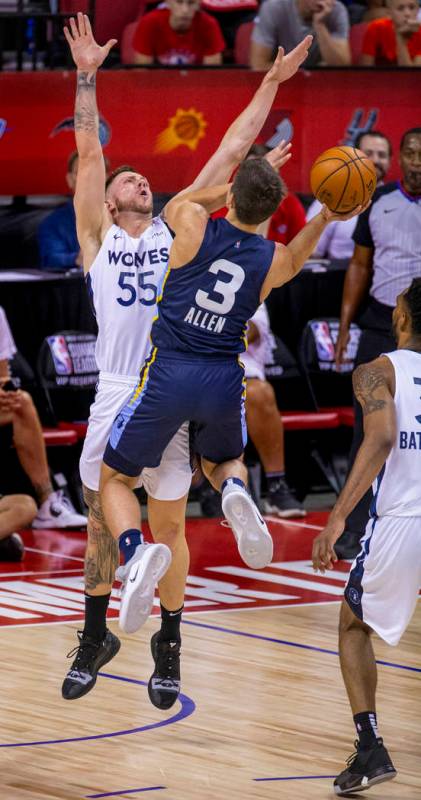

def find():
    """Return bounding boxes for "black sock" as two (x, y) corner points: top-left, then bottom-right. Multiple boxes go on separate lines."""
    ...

(266, 472), (286, 493)
(354, 711), (379, 748)
(158, 604), (183, 642)
(83, 593), (111, 643)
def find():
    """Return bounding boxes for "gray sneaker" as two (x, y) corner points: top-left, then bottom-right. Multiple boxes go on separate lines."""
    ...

(222, 484), (273, 569)
(116, 542), (172, 634)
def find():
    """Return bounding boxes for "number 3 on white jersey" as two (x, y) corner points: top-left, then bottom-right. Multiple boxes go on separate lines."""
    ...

(195, 259), (245, 315)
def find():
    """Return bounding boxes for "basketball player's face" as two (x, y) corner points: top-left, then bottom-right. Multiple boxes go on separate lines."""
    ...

(358, 135), (391, 183)
(111, 172), (153, 215)
(400, 134), (421, 194)
(167, 0), (200, 31)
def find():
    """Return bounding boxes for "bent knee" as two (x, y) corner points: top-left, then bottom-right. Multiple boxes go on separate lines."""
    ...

(339, 599), (372, 636)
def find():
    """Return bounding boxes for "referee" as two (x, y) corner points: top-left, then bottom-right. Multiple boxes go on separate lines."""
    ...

(334, 126), (421, 558)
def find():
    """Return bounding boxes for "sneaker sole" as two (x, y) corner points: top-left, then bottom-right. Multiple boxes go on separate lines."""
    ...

(222, 490), (273, 569)
(62, 635), (121, 701)
(261, 500), (306, 519)
(334, 769), (397, 796)
(119, 544), (172, 634)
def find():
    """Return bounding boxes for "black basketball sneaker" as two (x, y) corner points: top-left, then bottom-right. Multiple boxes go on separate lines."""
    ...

(148, 631), (181, 710)
(334, 739), (397, 795)
(0, 532), (24, 562)
(62, 629), (121, 700)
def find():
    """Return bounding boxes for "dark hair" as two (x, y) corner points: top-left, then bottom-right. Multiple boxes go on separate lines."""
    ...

(355, 129), (392, 157)
(105, 164), (138, 191)
(67, 150), (79, 173)
(400, 127), (421, 151)
(231, 158), (285, 225)
(246, 143), (270, 159)
(404, 278), (421, 336)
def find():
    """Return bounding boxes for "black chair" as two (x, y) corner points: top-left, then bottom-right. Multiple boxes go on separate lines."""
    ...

(299, 317), (362, 409)
(264, 334), (317, 411)
(37, 330), (98, 425)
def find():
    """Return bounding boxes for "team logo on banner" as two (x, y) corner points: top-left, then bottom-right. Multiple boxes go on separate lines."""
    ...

(50, 115), (111, 147)
(155, 108), (207, 154)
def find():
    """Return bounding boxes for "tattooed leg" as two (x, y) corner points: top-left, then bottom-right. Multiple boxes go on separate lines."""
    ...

(83, 485), (119, 596)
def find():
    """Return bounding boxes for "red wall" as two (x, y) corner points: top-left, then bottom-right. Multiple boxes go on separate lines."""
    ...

(0, 68), (419, 195)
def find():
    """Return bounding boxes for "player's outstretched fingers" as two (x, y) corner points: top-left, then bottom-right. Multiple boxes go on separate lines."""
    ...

(77, 11), (86, 36)
(69, 16), (79, 39)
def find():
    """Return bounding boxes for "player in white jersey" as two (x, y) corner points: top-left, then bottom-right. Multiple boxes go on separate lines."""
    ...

(61, 12), (311, 703)
(312, 277), (421, 796)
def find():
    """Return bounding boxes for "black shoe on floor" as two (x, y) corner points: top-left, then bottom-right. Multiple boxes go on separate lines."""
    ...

(0, 533), (24, 562)
(148, 631), (181, 710)
(261, 479), (306, 519)
(62, 629), (121, 700)
(199, 483), (222, 517)
(334, 530), (363, 560)
(334, 738), (397, 796)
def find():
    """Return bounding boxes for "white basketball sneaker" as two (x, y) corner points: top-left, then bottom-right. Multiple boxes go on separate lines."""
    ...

(116, 542), (172, 635)
(222, 482), (273, 569)
(32, 490), (87, 529)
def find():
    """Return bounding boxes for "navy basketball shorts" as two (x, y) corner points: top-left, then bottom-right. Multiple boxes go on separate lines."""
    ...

(103, 349), (247, 477)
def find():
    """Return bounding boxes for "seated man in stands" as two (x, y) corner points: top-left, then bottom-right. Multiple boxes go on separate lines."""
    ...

(361, 0), (421, 65)
(0, 493), (36, 562)
(37, 151), (82, 272)
(306, 130), (392, 260)
(250, 0), (351, 69)
(0, 307), (87, 529)
(200, 305), (305, 518)
(131, 0), (226, 65)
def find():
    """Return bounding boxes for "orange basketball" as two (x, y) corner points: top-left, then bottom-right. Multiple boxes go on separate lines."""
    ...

(310, 146), (377, 214)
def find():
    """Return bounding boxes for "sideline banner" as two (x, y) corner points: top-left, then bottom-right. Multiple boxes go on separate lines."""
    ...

(0, 68), (418, 195)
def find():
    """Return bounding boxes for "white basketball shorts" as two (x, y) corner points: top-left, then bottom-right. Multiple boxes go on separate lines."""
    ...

(344, 514), (421, 646)
(80, 372), (192, 500)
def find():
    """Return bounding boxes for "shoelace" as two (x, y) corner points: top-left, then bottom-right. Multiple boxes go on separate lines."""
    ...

(66, 633), (100, 671)
(156, 642), (180, 682)
(346, 741), (360, 768)
(51, 490), (74, 514)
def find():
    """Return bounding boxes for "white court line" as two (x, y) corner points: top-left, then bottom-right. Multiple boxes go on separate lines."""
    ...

(0, 568), (82, 579)
(264, 516), (324, 531)
(25, 546), (85, 563)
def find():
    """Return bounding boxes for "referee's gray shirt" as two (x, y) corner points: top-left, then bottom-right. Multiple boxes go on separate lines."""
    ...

(353, 182), (421, 308)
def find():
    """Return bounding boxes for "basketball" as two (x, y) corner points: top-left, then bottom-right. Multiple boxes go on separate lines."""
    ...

(310, 146), (377, 214)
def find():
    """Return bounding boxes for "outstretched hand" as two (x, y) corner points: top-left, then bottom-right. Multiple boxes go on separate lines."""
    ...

(312, 517), (343, 573)
(265, 36), (313, 85)
(321, 197), (371, 223)
(265, 139), (292, 171)
(64, 12), (116, 72)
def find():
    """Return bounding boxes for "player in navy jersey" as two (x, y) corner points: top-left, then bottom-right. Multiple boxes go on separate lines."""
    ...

(62, 12), (313, 706)
(100, 156), (365, 709)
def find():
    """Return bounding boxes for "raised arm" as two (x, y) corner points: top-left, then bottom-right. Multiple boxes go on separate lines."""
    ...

(183, 37), (312, 193)
(63, 13), (116, 272)
(312, 356), (396, 572)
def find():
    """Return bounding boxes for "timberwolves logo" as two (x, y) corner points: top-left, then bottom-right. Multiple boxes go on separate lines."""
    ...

(348, 587), (360, 605)
(50, 116), (111, 147)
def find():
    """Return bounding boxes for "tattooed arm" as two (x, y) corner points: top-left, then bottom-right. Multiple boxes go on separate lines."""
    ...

(312, 356), (396, 572)
(63, 13), (116, 272)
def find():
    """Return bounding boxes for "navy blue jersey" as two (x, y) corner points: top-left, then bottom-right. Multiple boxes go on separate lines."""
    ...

(152, 217), (276, 356)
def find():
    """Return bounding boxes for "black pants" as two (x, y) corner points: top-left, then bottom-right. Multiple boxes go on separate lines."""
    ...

(342, 300), (396, 538)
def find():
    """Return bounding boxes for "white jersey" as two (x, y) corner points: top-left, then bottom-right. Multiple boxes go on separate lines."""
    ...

(241, 303), (275, 381)
(372, 349), (421, 517)
(86, 218), (173, 378)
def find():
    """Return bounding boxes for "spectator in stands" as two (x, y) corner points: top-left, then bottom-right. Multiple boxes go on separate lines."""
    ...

(306, 130), (392, 260)
(0, 307), (87, 529)
(347, 0), (389, 26)
(131, 0), (226, 65)
(37, 151), (82, 271)
(334, 127), (421, 558)
(200, 305), (305, 517)
(0, 494), (36, 562)
(250, 0), (351, 69)
(360, 0), (421, 64)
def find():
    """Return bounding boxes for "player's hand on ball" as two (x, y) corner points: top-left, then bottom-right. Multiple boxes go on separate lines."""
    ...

(266, 36), (313, 84)
(321, 197), (371, 223)
(265, 140), (292, 171)
(312, 519), (343, 573)
(64, 12), (117, 72)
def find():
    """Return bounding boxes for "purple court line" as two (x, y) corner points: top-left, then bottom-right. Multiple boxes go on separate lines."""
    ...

(0, 675), (195, 748)
(254, 775), (336, 782)
(87, 787), (166, 798)
(182, 619), (421, 674)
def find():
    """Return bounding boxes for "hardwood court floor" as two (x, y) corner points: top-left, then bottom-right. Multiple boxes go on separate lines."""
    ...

(0, 515), (419, 800)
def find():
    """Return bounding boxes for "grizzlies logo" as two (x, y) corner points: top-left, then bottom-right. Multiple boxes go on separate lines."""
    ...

(347, 587), (360, 605)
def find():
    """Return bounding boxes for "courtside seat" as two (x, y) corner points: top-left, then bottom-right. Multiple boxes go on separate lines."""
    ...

(58, 421), (89, 441)
(281, 410), (340, 430)
(42, 427), (78, 447)
(322, 406), (355, 427)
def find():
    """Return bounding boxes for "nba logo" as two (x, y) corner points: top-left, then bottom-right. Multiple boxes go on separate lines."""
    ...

(47, 335), (73, 375)
(311, 321), (335, 362)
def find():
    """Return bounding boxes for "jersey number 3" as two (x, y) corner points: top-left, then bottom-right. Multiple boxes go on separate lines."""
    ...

(195, 260), (245, 315)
